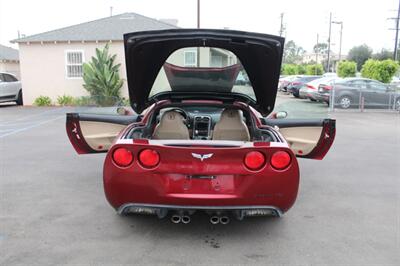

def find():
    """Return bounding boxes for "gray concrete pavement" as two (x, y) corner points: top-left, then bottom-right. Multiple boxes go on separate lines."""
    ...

(0, 101), (399, 265)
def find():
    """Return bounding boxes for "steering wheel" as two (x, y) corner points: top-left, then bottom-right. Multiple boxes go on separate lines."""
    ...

(167, 108), (189, 124)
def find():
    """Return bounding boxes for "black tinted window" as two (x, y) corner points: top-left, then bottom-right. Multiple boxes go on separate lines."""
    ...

(0, 74), (4, 82)
(348, 80), (367, 89)
(3, 74), (17, 82)
(369, 81), (386, 91)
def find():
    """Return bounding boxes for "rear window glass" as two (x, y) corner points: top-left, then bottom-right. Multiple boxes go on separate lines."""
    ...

(150, 47), (255, 100)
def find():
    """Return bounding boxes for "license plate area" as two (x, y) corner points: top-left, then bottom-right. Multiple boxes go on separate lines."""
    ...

(187, 175), (216, 180)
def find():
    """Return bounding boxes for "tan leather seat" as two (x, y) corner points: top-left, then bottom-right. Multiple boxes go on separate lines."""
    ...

(152, 110), (190, 139)
(212, 108), (250, 141)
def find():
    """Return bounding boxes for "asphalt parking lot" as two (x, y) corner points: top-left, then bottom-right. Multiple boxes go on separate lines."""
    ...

(0, 98), (399, 265)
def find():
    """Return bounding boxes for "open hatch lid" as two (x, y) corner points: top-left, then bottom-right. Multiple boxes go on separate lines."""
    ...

(124, 29), (284, 116)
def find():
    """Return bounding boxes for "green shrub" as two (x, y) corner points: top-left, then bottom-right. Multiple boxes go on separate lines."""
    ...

(33, 96), (52, 106)
(281, 64), (298, 75)
(296, 64), (307, 74)
(72, 96), (93, 106)
(337, 61), (357, 78)
(83, 43), (123, 106)
(361, 59), (399, 83)
(306, 64), (324, 75)
(57, 94), (75, 106)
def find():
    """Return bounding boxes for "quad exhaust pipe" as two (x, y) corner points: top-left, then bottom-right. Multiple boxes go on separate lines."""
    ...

(209, 215), (230, 225)
(171, 213), (191, 224)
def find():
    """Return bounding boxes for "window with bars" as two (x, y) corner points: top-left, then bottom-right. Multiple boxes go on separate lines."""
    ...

(184, 50), (197, 67)
(65, 51), (84, 78)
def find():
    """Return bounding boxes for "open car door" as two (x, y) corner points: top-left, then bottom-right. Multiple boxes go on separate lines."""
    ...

(262, 118), (336, 159)
(66, 113), (139, 154)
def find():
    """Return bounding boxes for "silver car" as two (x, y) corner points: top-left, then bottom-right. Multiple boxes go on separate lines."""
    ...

(0, 72), (22, 105)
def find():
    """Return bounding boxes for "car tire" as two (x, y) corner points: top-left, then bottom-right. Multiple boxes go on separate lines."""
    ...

(309, 98), (317, 102)
(293, 92), (299, 98)
(338, 95), (352, 109)
(16, 90), (23, 105)
(394, 97), (400, 111)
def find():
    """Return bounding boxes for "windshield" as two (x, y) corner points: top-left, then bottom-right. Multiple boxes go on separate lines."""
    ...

(150, 47), (255, 100)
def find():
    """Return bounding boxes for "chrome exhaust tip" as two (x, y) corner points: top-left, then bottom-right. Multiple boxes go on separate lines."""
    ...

(171, 214), (181, 224)
(181, 215), (191, 224)
(220, 216), (230, 225)
(210, 216), (220, 224)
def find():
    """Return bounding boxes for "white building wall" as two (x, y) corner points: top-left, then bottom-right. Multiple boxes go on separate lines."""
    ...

(0, 61), (20, 79)
(18, 41), (128, 105)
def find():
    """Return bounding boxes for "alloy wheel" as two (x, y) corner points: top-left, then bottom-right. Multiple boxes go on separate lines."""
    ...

(339, 96), (351, 109)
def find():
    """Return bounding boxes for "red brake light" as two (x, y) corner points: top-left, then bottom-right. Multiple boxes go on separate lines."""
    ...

(271, 151), (291, 170)
(306, 84), (316, 90)
(139, 149), (160, 168)
(244, 151), (266, 170)
(323, 85), (332, 90)
(112, 147), (133, 167)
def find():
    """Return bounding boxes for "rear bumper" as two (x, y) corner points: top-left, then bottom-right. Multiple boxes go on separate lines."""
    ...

(314, 93), (330, 102)
(118, 203), (283, 218)
(103, 143), (300, 214)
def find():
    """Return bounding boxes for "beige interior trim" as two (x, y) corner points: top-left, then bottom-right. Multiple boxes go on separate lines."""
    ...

(152, 111), (190, 139)
(212, 109), (250, 141)
(279, 126), (322, 156)
(80, 121), (126, 151)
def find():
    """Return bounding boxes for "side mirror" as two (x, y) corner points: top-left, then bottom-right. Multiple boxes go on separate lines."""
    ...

(275, 111), (288, 119)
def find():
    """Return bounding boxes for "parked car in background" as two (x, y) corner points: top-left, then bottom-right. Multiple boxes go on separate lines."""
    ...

(320, 78), (400, 109)
(307, 77), (342, 101)
(287, 75), (321, 97)
(322, 72), (337, 78)
(278, 75), (302, 92)
(0, 72), (23, 105)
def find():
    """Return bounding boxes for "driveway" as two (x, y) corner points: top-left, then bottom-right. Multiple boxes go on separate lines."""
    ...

(0, 101), (398, 265)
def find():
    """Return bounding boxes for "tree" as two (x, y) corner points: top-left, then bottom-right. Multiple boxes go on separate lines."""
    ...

(361, 59), (399, 83)
(283, 40), (305, 64)
(313, 43), (329, 55)
(306, 64), (324, 75)
(372, 49), (394, 60)
(281, 64), (298, 75)
(83, 43), (124, 106)
(347, 44), (373, 71)
(337, 61), (357, 78)
(296, 64), (307, 74)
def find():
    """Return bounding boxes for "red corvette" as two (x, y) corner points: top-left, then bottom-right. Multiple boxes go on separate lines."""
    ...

(66, 29), (335, 224)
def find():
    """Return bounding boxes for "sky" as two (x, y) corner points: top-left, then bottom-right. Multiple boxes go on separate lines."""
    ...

(0, 0), (397, 55)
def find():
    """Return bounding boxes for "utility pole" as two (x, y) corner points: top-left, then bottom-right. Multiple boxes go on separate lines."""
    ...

(315, 33), (319, 64)
(279, 13), (285, 37)
(394, 0), (400, 60)
(197, 0), (200, 67)
(110, 6), (113, 17)
(326, 12), (332, 72)
(332, 21), (343, 62)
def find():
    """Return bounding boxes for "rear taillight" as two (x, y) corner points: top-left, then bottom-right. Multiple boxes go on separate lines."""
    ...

(323, 85), (332, 90)
(306, 84), (316, 90)
(244, 151), (266, 170)
(138, 149), (160, 168)
(292, 82), (301, 85)
(112, 147), (133, 167)
(270, 151), (291, 170)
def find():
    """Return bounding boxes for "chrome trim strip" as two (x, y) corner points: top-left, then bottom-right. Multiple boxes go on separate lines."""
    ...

(117, 203), (283, 217)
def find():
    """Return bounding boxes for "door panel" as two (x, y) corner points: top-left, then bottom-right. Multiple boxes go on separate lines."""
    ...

(279, 126), (323, 155)
(262, 118), (335, 159)
(79, 121), (126, 151)
(66, 113), (139, 154)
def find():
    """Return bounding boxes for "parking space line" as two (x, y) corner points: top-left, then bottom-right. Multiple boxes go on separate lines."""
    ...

(0, 116), (64, 138)
(0, 108), (65, 124)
